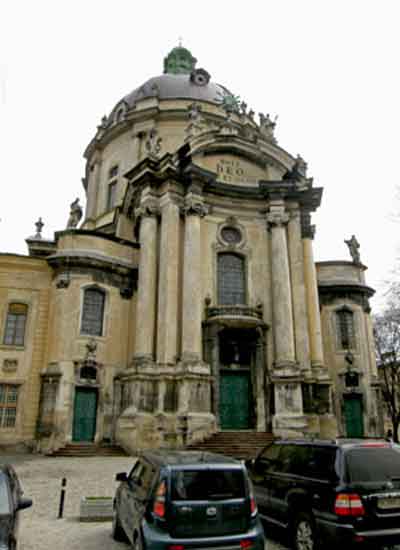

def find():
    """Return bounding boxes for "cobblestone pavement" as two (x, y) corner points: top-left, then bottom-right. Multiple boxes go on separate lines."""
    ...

(2, 454), (288, 550)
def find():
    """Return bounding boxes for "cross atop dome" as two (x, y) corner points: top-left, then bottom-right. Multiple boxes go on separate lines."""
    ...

(163, 45), (197, 75)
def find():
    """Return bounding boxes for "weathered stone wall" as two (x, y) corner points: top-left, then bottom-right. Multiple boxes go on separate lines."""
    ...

(0, 254), (52, 446)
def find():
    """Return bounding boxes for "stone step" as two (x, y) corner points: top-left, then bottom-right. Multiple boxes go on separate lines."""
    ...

(186, 431), (275, 460)
(49, 444), (128, 458)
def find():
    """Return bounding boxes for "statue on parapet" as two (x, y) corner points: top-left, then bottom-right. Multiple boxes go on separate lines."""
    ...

(67, 198), (83, 229)
(283, 154), (308, 181)
(344, 235), (361, 264)
(259, 113), (278, 140)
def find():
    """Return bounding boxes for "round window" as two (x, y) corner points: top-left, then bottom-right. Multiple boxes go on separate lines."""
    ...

(221, 227), (241, 244)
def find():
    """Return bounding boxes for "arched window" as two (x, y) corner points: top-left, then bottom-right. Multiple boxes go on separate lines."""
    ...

(217, 253), (246, 305)
(3, 303), (28, 346)
(81, 288), (105, 336)
(336, 308), (355, 349)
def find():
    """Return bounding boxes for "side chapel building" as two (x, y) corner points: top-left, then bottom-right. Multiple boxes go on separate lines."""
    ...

(0, 48), (383, 454)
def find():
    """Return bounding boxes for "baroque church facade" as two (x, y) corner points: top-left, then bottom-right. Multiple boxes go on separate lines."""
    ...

(0, 47), (382, 454)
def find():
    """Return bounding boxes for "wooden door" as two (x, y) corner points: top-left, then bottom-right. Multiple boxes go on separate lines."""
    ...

(219, 371), (251, 429)
(72, 388), (97, 442)
(344, 395), (364, 437)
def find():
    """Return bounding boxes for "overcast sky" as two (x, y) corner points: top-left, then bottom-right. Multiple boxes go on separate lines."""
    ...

(1, 1), (399, 310)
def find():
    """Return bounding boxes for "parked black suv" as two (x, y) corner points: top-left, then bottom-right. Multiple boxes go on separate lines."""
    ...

(113, 450), (265, 550)
(246, 438), (400, 549)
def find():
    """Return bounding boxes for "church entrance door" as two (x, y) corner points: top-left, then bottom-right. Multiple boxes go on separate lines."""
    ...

(72, 387), (97, 442)
(219, 371), (251, 429)
(344, 395), (364, 437)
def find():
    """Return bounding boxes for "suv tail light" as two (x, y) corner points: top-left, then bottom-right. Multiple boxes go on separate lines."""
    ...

(153, 480), (166, 518)
(335, 493), (365, 516)
(240, 540), (254, 549)
(248, 479), (257, 517)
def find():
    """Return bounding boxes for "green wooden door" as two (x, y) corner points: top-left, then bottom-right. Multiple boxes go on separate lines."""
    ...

(220, 372), (251, 429)
(73, 388), (97, 442)
(344, 396), (364, 437)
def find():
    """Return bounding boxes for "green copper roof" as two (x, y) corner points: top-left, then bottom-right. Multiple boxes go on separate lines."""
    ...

(163, 46), (197, 75)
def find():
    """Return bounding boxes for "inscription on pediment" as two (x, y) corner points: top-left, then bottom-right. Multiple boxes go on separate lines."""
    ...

(194, 154), (266, 186)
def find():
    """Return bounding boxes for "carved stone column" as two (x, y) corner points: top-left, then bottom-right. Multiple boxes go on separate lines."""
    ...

(266, 202), (296, 369)
(134, 199), (159, 362)
(181, 194), (208, 363)
(157, 193), (181, 364)
(288, 209), (311, 374)
(302, 213), (324, 370)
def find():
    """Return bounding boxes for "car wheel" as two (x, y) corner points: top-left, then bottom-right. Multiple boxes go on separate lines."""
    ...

(112, 506), (127, 542)
(292, 511), (318, 550)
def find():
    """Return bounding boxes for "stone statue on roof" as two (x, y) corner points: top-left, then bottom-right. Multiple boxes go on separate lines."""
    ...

(345, 235), (361, 263)
(67, 198), (83, 229)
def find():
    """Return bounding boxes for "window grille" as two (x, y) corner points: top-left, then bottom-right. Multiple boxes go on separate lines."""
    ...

(336, 309), (355, 349)
(81, 288), (105, 336)
(0, 385), (18, 428)
(3, 303), (28, 346)
(217, 253), (245, 305)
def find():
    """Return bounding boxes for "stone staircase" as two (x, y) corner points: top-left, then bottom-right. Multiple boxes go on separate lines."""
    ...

(48, 443), (128, 458)
(186, 431), (275, 460)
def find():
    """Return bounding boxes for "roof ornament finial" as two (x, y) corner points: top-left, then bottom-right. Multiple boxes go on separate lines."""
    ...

(178, 36), (183, 47)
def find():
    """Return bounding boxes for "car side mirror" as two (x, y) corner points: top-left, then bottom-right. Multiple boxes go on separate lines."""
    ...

(115, 472), (128, 483)
(17, 497), (32, 511)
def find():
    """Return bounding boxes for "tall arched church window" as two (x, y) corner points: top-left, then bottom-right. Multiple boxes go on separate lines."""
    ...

(3, 303), (28, 346)
(81, 288), (105, 336)
(336, 308), (355, 349)
(217, 253), (246, 305)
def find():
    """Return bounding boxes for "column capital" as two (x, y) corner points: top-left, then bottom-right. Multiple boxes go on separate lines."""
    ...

(300, 210), (315, 239)
(182, 194), (209, 217)
(134, 198), (160, 219)
(266, 210), (290, 229)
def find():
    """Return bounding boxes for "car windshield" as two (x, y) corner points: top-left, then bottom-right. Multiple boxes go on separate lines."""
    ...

(171, 469), (245, 501)
(346, 447), (400, 482)
(0, 473), (11, 514)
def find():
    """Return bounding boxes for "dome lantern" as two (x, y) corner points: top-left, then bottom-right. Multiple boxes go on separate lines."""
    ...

(163, 46), (197, 75)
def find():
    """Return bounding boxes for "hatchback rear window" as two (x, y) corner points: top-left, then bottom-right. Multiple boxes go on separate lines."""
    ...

(345, 448), (400, 482)
(171, 469), (246, 501)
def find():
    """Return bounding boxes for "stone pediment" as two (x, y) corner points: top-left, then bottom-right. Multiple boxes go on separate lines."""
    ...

(193, 153), (267, 187)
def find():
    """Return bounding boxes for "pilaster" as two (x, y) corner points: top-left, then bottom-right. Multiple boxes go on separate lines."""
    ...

(133, 196), (159, 362)
(266, 201), (296, 372)
(157, 192), (182, 364)
(288, 209), (311, 374)
(181, 192), (209, 363)
(302, 212), (325, 372)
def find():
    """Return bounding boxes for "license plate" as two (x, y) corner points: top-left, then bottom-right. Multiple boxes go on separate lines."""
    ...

(378, 497), (400, 509)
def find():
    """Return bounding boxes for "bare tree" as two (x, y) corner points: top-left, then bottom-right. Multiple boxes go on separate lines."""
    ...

(374, 302), (400, 442)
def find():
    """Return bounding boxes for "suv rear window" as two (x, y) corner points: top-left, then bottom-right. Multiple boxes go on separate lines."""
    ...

(171, 469), (245, 501)
(345, 447), (400, 482)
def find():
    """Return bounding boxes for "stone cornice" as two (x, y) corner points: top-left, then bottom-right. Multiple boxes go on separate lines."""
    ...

(47, 250), (138, 272)
(54, 228), (139, 249)
(318, 282), (375, 313)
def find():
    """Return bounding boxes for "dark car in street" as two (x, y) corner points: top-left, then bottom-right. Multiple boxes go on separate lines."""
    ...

(0, 463), (32, 550)
(246, 438), (400, 550)
(112, 449), (265, 550)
